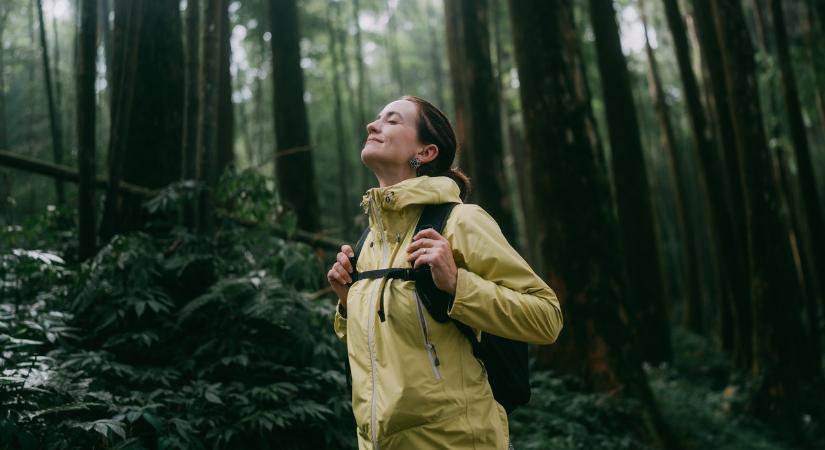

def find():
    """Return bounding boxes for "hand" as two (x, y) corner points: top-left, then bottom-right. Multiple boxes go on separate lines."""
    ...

(406, 228), (458, 296)
(327, 245), (355, 306)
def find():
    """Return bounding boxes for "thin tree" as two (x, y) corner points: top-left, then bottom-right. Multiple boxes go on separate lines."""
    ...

(508, 0), (676, 446)
(424, 0), (446, 109)
(216, 0), (234, 174)
(35, 0), (65, 204)
(385, 0), (404, 92)
(661, 0), (745, 347)
(268, 0), (321, 232)
(0, 3), (8, 150)
(588, 0), (672, 362)
(771, 0), (825, 297)
(196, 0), (223, 234)
(99, 0), (142, 241)
(77, 0), (98, 259)
(690, 0), (752, 368)
(352, 0), (372, 194)
(181, 0), (200, 227)
(639, 3), (706, 335)
(444, 0), (516, 242)
(326, 0), (352, 238)
(709, 0), (811, 429)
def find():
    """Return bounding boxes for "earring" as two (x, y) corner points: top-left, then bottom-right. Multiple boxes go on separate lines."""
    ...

(409, 158), (421, 169)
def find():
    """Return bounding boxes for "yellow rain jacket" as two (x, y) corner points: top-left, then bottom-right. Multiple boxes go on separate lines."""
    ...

(334, 175), (563, 450)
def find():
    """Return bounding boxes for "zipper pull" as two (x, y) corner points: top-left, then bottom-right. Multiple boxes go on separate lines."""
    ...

(429, 343), (441, 366)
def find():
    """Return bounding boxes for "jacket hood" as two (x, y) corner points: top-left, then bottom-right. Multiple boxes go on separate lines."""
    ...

(359, 175), (462, 214)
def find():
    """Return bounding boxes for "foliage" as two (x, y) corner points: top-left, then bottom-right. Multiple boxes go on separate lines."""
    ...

(509, 370), (650, 450)
(2, 172), (355, 449)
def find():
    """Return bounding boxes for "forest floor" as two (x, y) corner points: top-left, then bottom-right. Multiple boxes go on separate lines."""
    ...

(509, 327), (819, 450)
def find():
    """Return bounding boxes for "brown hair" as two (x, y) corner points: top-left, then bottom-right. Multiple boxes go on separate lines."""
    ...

(401, 95), (472, 201)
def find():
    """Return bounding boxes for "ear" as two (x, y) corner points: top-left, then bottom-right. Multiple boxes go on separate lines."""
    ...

(418, 144), (439, 164)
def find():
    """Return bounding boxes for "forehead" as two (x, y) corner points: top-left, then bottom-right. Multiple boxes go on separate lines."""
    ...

(379, 100), (418, 118)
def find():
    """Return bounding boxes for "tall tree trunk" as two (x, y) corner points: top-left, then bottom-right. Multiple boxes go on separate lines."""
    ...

(98, 0), (112, 101)
(0, 6), (8, 226)
(588, 0), (672, 363)
(691, 0), (752, 370)
(0, 4), (8, 150)
(662, 0), (739, 336)
(216, 0), (234, 175)
(181, 0), (199, 227)
(770, 0), (823, 377)
(99, 0), (142, 241)
(36, 0), (65, 204)
(326, 0), (352, 238)
(77, 0), (98, 259)
(639, 4), (705, 336)
(101, 0), (184, 238)
(709, 0), (810, 430)
(804, 0), (825, 136)
(508, 1), (676, 447)
(385, 0), (404, 93)
(268, 0), (321, 232)
(444, 0), (516, 242)
(425, 0), (446, 109)
(196, 0), (222, 234)
(352, 0), (371, 195)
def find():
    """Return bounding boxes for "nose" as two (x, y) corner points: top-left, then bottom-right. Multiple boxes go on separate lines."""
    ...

(366, 119), (380, 136)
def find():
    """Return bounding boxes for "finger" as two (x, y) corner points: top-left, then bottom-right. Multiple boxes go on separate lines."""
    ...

(337, 252), (353, 273)
(406, 246), (438, 263)
(413, 254), (434, 269)
(407, 237), (438, 253)
(328, 268), (345, 285)
(413, 228), (443, 242)
(334, 264), (353, 284)
(342, 244), (354, 257)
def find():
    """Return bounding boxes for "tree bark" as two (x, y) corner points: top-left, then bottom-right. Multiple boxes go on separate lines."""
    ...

(588, 0), (672, 363)
(101, 0), (183, 238)
(709, 0), (810, 429)
(444, 0), (516, 242)
(662, 0), (740, 336)
(77, 0), (98, 260)
(352, 0), (372, 194)
(425, 0), (446, 109)
(770, 0), (824, 377)
(216, 0), (234, 175)
(181, 0), (199, 227)
(326, 0), (352, 238)
(508, 1), (676, 447)
(639, 4), (706, 336)
(385, 0), (404, 93)
(196, 0), (222, 234)
(268, 0), (321, 232)
(0, 5), (8, 151)
(36, 0), (65, 204)
(691, 0), (752, 371)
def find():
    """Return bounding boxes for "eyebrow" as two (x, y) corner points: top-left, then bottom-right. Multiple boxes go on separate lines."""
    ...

(376, 111), (403, 120)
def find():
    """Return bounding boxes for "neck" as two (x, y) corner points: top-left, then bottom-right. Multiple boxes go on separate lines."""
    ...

(373, 167), (417, 188)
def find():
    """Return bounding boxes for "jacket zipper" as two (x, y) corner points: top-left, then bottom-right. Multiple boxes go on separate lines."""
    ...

(414, 292), (442, 380)
(367, 195), (389, 450)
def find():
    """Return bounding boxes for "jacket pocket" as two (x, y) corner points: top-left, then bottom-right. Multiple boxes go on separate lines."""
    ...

(414, 291), (442, 380)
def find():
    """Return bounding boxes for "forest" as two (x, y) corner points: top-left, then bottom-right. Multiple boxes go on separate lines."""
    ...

(1, 0), (824, 448)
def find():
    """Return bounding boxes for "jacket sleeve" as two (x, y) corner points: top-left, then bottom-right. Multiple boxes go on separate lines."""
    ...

(445, 204), (563, 345)
(333, 304), (347, 343)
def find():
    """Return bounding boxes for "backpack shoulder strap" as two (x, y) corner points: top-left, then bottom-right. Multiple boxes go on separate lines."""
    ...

(415, 202), (459, 235)
(347, 226), (371, 286)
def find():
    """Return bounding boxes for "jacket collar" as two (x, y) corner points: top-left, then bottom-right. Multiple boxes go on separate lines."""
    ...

(359, 175), (462, 214)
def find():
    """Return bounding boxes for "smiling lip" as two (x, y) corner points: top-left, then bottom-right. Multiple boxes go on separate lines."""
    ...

(366, 137), (383, 143)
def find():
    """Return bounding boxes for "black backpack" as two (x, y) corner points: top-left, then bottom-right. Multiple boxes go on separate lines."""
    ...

(346, 203), (531, 414)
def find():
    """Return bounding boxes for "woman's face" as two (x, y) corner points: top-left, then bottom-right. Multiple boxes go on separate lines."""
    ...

(361, 100), (421, 172)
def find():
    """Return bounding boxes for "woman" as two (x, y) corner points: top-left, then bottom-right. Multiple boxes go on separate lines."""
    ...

(327, 96), (563, 450)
